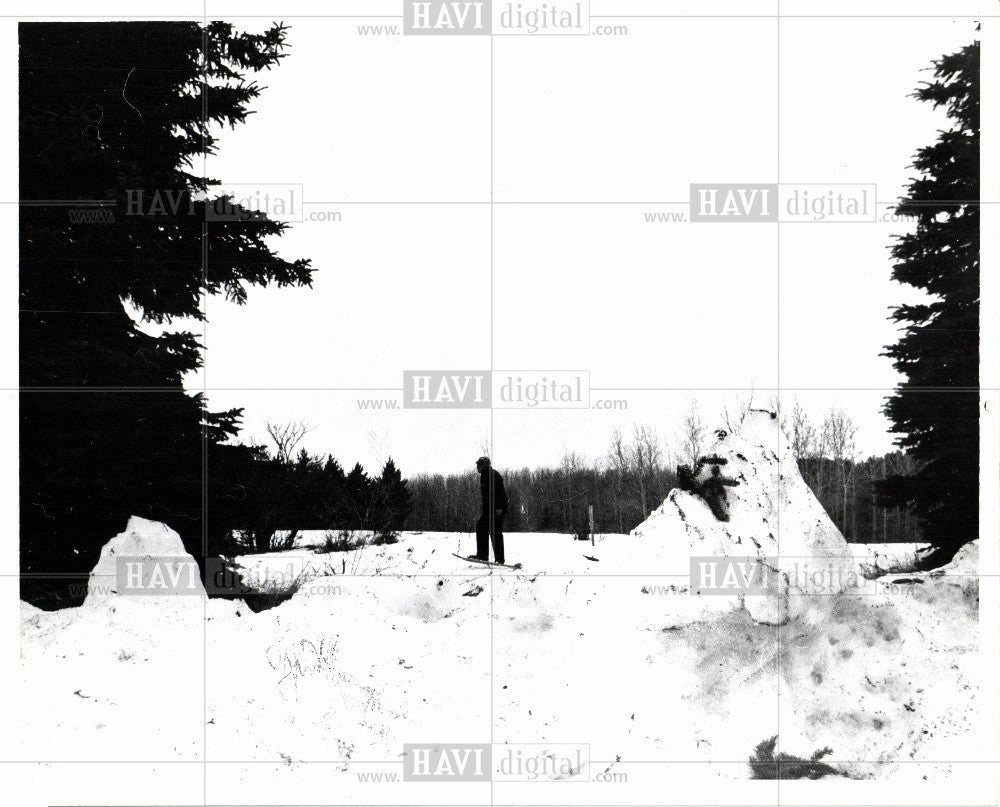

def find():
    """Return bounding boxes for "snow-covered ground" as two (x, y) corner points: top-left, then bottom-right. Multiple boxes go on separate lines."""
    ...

(16, 412), (987, 805)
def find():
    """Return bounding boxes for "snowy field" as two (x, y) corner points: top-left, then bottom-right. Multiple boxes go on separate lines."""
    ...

(15, 413), (986, 805)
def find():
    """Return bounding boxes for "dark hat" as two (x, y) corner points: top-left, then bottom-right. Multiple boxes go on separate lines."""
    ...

(476, 456), (491, 468)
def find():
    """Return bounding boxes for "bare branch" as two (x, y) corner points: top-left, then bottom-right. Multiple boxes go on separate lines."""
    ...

(265, 420), (313, 464)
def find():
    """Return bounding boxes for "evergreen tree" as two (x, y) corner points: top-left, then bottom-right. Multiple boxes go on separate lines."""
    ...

(373, 458), (413, 536)
(20, 22), (312, 606)
(316, 457), (347, 527)
(344, 464), (373, 528)
(880, 41), (979, 555)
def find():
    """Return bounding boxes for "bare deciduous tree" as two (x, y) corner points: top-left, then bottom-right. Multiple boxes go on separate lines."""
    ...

(265, 420), (313, 464)
(786, 399), (816, 461)
(606, 427), (631, 532)
(607, 427), (630, 476)
(821, 407), (858, 533)
(677, 399), (705, 465)
(631, 424), (663, 518)
(476, 432), (491, 458)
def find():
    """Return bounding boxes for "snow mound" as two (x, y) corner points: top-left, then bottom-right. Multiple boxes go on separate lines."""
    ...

(85, 515), (205, 605)
(631, 409), (855, 624)
(942, 539), (978, 575)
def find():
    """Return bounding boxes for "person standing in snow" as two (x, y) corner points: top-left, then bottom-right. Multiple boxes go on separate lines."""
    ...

(475, 456), (508, 564)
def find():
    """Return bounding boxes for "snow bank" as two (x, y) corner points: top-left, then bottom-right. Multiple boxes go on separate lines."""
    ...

(18, 415), (981, 785)
(21, 518), (242, 761)
(939, 538), (978, 575)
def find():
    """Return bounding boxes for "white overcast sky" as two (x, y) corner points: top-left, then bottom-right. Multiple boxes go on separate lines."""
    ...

(183, 13), (980, 476)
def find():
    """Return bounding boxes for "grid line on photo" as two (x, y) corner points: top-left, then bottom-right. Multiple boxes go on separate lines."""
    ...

(11, 386), (996, 391)
(5, 757), (1000, 764)
(485, 0), (776, 791)
(489, 28), (496, 807)
(201, 4), (210, 805)
(776, 3), (783, 799)
(9, 569), (995, 579)
(6, 12), (1000, 18)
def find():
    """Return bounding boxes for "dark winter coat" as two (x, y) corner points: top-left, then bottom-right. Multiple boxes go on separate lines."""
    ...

(480, 468), (509, 516)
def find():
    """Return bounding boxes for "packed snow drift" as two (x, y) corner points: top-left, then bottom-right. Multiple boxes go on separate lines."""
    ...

(19, 411), (982, 790)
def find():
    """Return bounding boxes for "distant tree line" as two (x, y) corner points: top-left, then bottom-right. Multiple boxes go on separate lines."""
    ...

(784, 403), (918, 543)
(407, 409), (919, 543)
(409, 463), (678, 538)
(208, 422), (413, 555)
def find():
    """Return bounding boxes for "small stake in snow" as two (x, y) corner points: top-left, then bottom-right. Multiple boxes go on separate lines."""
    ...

(588, 505), (595, 546)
